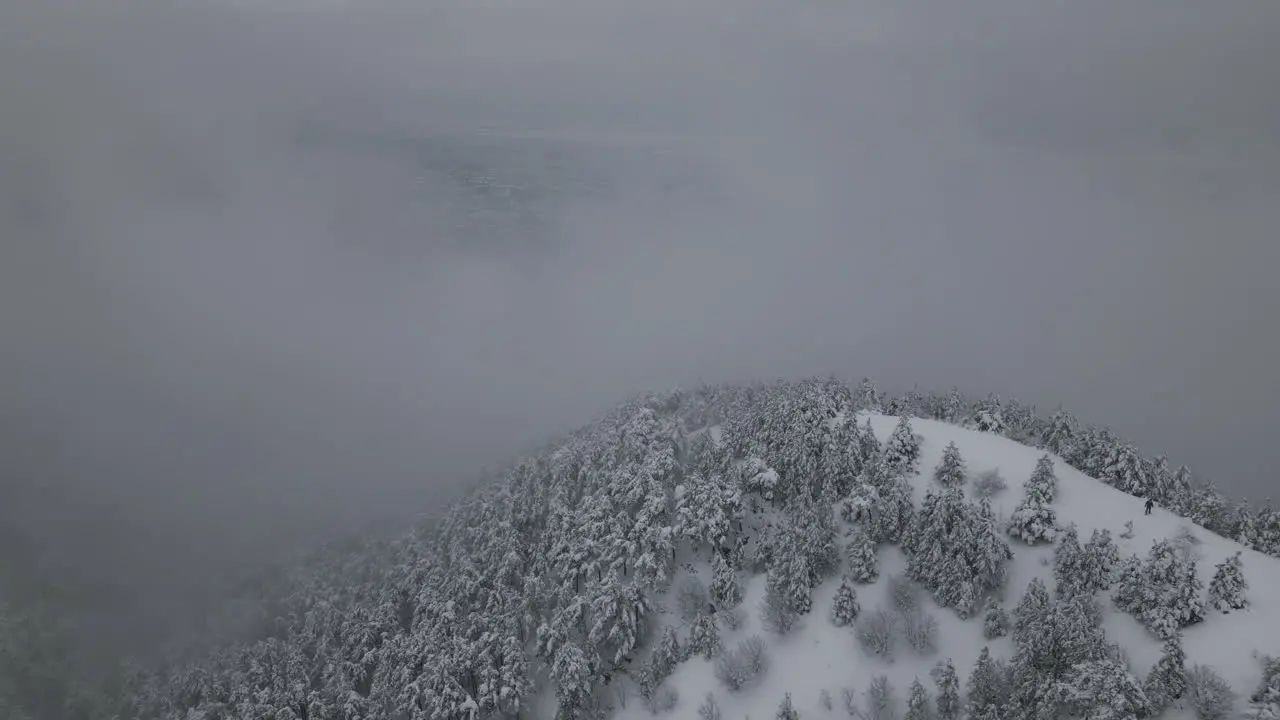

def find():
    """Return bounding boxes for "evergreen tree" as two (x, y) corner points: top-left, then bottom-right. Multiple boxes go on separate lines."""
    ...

(1007, 457), (1058, 545)
(1058, 657), (1151, 720)
(965, 647), (1008, 720)
(971, 394), (1007, 435)
(1113, 539), (1204, 639)
(830, 579), (861, 627)
(1248, 655), (1280, 720)
(883, 416), (923, 479)
(1207, 551), (1249, 612)
(982, 599), (1009, 640)
(905, 678), (936, 720)
(1100, 442), (1151, 497)
(857, 377), (883, 412)
(640, 626), (683, 699)
(1079, 528), (1120, 595)
(846, 530), (880, 583)
(931, 659), (962, 720)
(687, 612), (721, 660)
(934, 443), (967, 488)
(710, 551), (743, 608)
(777, 692), (800, 720)
(1042, 409), (1078, 459)
(1052, 525), (1084, 598)
(859, 418), (883, 471)
(1012, 578), (1051, 649)
(1144, 635), (1187, 714)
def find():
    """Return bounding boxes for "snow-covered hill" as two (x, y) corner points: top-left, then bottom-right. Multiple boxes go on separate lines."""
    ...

(19, 380), (1279, 720)
(613, 413), (1280, 720)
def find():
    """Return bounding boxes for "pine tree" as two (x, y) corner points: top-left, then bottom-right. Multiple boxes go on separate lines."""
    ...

(1042, 409), (1078, 458)
(687, 611), (721, 660)
(931, 659), (962, 720)
(1207, 551), (1249, 612)
(777, 692), (800, 720)
(982, 598), (1009, 640)
(1058, 657), (1151, 720)
(1012, 578), (1051, 649)
(971, 394), (1007, 435)
(1079, 528), (1120, 595)
(856, 377), (882, 411)
(1007, 457), (1058, 545)
(640, 625), (683, 698)
(965, 647), (1008, 720)
(1114, 539), (1205, 639)
(710, 551), (744, 608)
(1052, 525), (1084, 598)
(859, 418), (882, 470)
(830, 579), (861, 627)
(934, 443), (967, 488)
(1248, 655), (1280, 719)
(905, 678), (936, 720)
(1144, 635), (1187, 714)
(883, 416), (923, 479)
(846, 530), (880, 583)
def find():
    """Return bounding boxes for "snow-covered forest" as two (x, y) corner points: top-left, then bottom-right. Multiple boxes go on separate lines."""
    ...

(3, 379), (1280, 719)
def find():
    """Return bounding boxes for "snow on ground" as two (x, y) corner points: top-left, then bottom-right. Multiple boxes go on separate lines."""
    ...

(614, 413), (1280, 719)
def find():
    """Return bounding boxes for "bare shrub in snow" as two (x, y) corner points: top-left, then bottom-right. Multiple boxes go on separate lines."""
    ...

(903, 609), (939, 656)
(887, 573), (920, 614)
(819, 688), (833, 711)
(644, 685), (679, 714)
(677, 575), (710, 623)
(1120, 520), (1135, 539)
(715, 635), (768, 692)
(1172, 525), (1204, 565)
(1186, 664), (1236, 720)
(697, 692), (722, 720)
(973, 469), (1007, 499)
(854, 675), (899, 720)
(856, 607), (899, 661)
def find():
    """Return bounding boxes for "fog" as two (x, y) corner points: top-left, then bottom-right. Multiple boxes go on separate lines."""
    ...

(3, 0), (1279, 655)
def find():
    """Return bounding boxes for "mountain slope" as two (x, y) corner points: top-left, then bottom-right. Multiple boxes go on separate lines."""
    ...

(13, 380), (1279, 720)
(614, 412), (1280, 719)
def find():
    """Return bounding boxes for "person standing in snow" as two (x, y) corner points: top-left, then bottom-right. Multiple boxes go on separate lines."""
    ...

(1145, 497), (1154, 515)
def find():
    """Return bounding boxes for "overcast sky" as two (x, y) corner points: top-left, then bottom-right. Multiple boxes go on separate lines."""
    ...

(3, 0), (1279, 646)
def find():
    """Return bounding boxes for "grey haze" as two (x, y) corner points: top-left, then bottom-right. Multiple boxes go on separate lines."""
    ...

(2, 0), (1278, 656)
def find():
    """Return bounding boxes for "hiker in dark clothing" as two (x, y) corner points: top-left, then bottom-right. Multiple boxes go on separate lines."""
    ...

(1145, 498), (1154, 515)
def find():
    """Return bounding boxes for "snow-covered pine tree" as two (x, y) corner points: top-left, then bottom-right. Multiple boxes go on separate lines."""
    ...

(1007, 457), (1058, 545)
(1058, 656), (1151, 720)
(934, 442), (967, 488)
(1115, 539), (1205, 640)
(847, 529), (880, 583)
(1247, 655), (1280, 719)
(883, 416), (923, 480)
(640, 626), (683, 699)
(1052, 525), (1084, 598)
(1080, 528), (1120, 595)
(777, 692), (800, 720)
(687, 611), (722, 660)
(965, 647), (1008, 720)
(905, 678), (936, 720)
(1012, 578), (1051, 649)
(1042, 409), (1078, 459)
(1144, 634), (1188, 714)
(830, 579), (861, 626)
(710, 551), (744, 608)
(1100, 442), (1151, 497)
(857, 377), (883, 412)
(1207, 551), (1248, 612)
(982, 598), (1009, 640)
(859, 418), (883, 471)
(971, 394), (1007, 435)
(931, 659), (962, 720)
